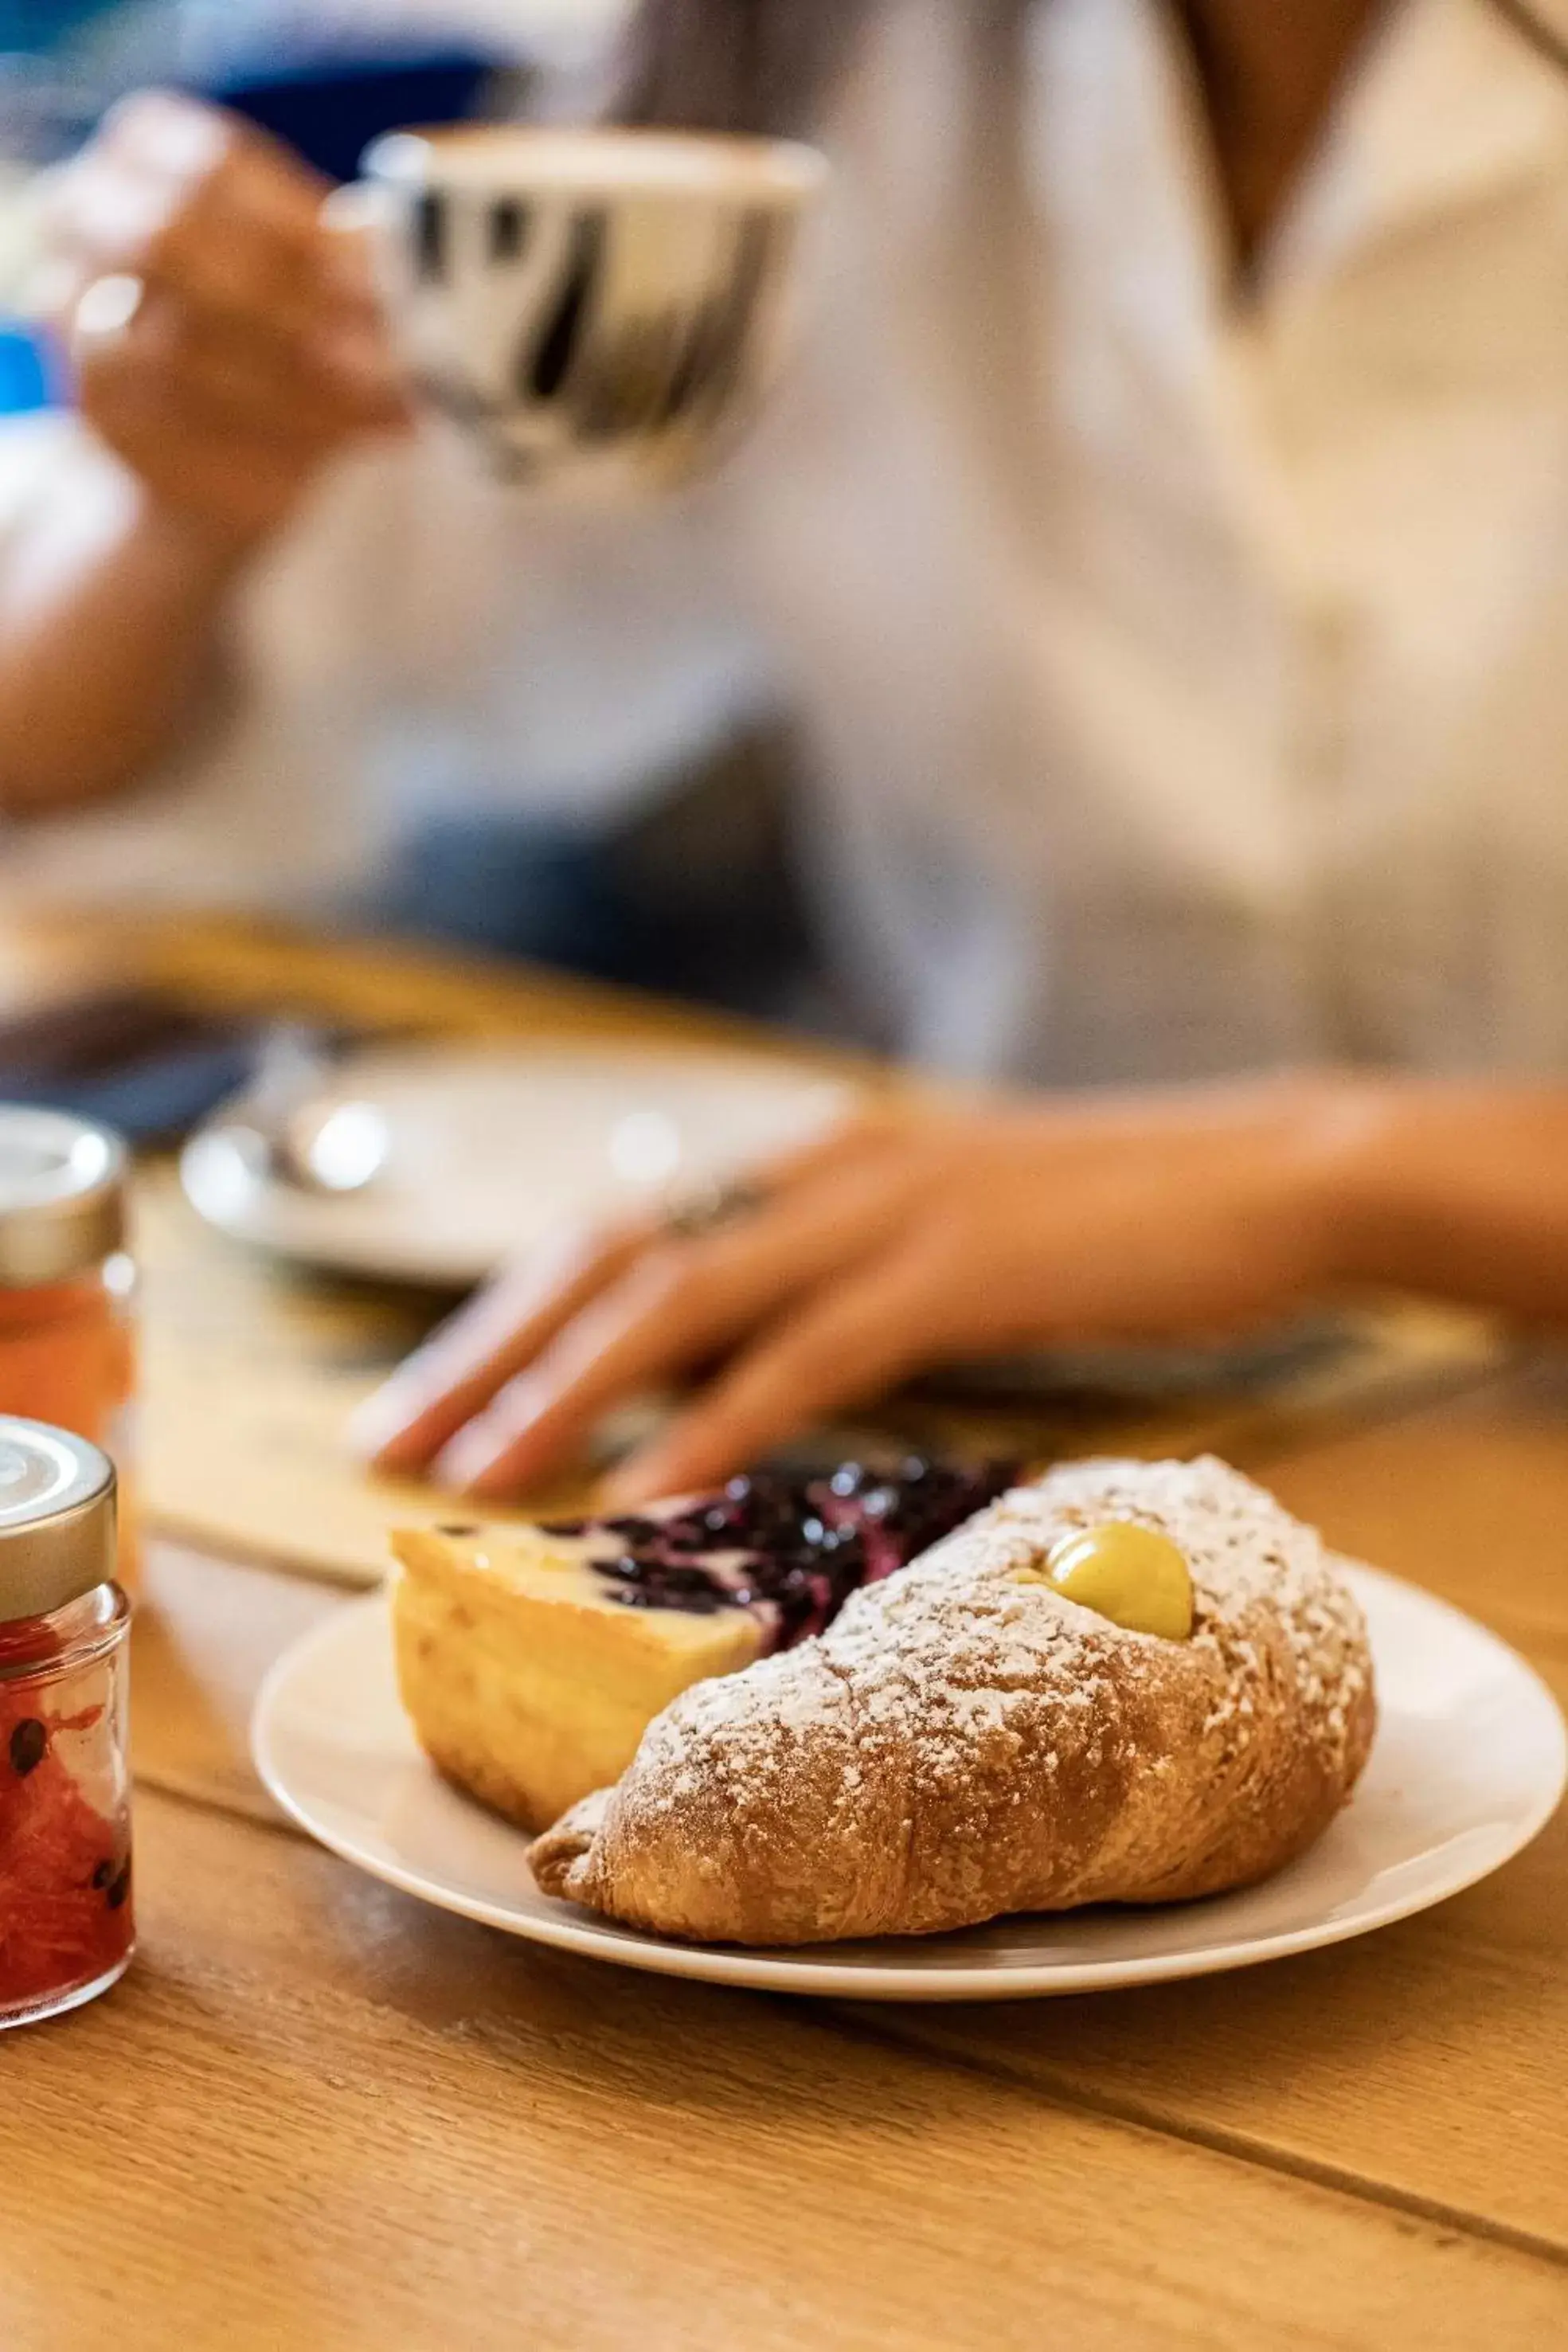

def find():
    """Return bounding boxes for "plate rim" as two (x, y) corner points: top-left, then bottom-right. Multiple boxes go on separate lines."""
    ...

(182, 1039), (860, 1290)
(251, 1567), (1567, 2002)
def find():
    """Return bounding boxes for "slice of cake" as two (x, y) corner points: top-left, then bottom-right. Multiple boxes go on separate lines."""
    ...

(392, 1458), (1017, 1832)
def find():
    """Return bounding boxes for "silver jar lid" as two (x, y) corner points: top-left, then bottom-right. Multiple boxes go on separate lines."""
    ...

(0, 1420), (117, 1621)
(0, 1106), (126, 1286)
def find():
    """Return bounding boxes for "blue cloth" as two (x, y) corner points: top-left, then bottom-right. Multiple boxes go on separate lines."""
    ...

(0, 324), (54, 414)
(205, 49), (502, 184)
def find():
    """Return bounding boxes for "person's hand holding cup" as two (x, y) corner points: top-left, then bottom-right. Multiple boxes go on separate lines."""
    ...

(37, 92), (827, 532)
(38, 90), (409, 557)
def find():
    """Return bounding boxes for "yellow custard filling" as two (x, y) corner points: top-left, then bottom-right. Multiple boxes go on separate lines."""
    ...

(1020, 1521), (1195, 1640)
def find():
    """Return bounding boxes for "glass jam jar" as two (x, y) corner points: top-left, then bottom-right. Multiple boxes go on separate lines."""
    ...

(0, 1420), (131, 2029)
(0, 1109), (135, 1578)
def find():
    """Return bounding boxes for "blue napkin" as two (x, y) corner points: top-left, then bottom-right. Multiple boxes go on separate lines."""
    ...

(199, 44), (507, 184)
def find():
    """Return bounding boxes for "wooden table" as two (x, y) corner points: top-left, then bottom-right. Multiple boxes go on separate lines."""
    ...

(6, 916), (1567, 2350)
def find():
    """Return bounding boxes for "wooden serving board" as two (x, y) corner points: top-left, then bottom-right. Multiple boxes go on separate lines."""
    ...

(135, 1164), (1511, 1590)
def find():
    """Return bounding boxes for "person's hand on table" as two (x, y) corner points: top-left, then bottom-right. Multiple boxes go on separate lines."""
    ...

(38, 90), (409, 554)
(353, 1075), (1367, 1506)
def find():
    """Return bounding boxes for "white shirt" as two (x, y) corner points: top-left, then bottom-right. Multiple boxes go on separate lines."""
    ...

(9, 0), (1568, 1083)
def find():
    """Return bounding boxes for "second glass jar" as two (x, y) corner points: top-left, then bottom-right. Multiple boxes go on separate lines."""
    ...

(0, 1108), (135, 1579)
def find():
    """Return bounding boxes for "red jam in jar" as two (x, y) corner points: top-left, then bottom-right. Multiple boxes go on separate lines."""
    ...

(0, 1421), (131, 2027)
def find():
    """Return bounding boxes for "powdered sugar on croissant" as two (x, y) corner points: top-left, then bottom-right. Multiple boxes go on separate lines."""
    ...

(530, 1458), (1377, 1947)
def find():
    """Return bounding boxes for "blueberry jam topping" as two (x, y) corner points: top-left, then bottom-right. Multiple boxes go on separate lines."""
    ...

(584, 1458), (1018, 1647)
(613, 1584), (729, 1615)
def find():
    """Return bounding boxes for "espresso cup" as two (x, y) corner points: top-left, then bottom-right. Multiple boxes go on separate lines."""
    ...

(358, 125), (828, 492)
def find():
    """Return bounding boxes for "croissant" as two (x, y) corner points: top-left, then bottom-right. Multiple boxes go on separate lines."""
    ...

(530, 1457), (1377, 1947)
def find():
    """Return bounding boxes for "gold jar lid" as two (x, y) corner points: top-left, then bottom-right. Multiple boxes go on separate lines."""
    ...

(0, 1106), (126, 1287)
(0, 1419), (117, 1621)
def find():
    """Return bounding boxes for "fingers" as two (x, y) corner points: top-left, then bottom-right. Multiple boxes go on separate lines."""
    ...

(354, 1114), (944, 1501)
(602, 1247), (944, 1503)
(358, 1134), (918, 1491)
(349, 1218), (659, 1474)
(425, 1162), (920, 1497)
(62, 231), (404, 533)
(42, 90), (401, 452)
(56, 94), (327, 330)
(734, 1103), (910, 1199)
(76, 284), (391, 452)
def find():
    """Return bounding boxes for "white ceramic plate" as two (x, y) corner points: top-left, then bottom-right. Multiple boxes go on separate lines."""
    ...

(182, 1042), (858, 1288)
(252, 1566), (1565, 2002)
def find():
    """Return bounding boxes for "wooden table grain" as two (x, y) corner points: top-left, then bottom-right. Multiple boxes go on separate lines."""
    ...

(6, 913), (1567, 2350)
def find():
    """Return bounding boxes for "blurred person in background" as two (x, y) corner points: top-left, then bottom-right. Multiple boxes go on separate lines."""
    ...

(13, 2), (1568, 1495)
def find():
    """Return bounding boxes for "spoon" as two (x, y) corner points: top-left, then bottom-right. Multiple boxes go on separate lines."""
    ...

(196, 1027), (392, 1199)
